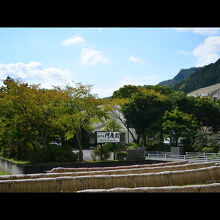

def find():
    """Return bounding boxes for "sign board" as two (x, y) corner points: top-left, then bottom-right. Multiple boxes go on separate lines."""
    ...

(96, 131), (120, 143)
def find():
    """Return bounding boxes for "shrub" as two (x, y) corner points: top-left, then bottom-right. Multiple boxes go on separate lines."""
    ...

(193, 129), (219, 152)
(102, 143), (114, 152)
(116, 151), (128, 161)
(202, 147), (215, 153)
(145, 141), (161, 151)
(102, 142), (124, 160)
(127, 142), (141, 150)
(91, 144), (111, 161)
(29, 144), (79, 163)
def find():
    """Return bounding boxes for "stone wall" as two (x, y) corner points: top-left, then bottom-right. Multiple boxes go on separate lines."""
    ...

(127, 149), (145, 160)
(171, 147), (184, 155)
(0, 158), (25, 174)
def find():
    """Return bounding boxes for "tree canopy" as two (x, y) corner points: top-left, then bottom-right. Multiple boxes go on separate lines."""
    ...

(2, 76), (220, 162)
(121, 88), (167, 147)
(0, 77), (109, 162)
(162, 107), (199, 148)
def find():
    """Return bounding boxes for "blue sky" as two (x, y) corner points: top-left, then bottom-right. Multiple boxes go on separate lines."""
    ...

(1, 27), (220, 97)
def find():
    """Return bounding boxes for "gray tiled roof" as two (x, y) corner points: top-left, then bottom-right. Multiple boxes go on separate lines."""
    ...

(187, 83), (220, 97)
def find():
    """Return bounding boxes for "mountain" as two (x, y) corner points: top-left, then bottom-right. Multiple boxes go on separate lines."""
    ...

(173, 58), (220, 93)
(158, 67), (202, 88)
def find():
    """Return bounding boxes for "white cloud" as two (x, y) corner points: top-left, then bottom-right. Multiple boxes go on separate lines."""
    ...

(129, 56), (144, 64)
(62, 36), (86, 46)
(0, 61), (73, 89)
(80, 48), (109, 66)
(174, 28), (220, 36)
(177, 50), (193, 55)
(193, 28), (220, 36)
(192, 36), (220, 67)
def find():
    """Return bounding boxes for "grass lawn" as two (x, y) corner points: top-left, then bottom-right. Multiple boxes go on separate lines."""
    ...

(0, 170), (9, 175)
(0, 156), (30, 164)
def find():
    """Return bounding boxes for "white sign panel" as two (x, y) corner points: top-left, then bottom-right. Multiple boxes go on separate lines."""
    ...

(96, 131), (120, 143)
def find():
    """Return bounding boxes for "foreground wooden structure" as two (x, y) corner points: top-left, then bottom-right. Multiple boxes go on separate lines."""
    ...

(0, 160), (220, 192)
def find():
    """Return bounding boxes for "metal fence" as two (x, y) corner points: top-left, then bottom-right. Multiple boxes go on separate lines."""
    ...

(145, 151), (220, 163)
(185, 152), (220, 162)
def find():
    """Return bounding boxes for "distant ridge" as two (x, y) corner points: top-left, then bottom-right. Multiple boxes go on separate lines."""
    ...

(173, 58), (220, 93)
(158, 67), (203, 88)
(105, 58), (220, 98)
(158, 58), (220, 94)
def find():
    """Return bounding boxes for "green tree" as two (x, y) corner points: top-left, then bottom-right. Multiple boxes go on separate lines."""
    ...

(57, 83), (109, 161)
(111, 85), (141, 100)
(193, 96), (220, 132)
(162, 107), (199, 148)
(167, 91), (220, 133)
(0, 77), (108, 162)
(107, 99), (137, 143)
(103, 119), (122, 132)
(193, 128), (219, 152)
(143, 85), (175, 96)
(0, 77), (68, 160)
(121, 89), (167, 147)
(166, 91), (197, 113)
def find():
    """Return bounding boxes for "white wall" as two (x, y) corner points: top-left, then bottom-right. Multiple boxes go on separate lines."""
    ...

(90, 106), (137, 145)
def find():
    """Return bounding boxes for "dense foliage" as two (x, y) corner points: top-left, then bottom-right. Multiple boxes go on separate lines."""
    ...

(173, 58), (220, 93)
(158, 58), (220, 95)
(158, 67), (202, 88)
(0, 76), (108, 162)
(162, 107), (199, 148)
(113, 84), (220, 152)
(2, 74), (220, 164)
(121, 88), (167, 147)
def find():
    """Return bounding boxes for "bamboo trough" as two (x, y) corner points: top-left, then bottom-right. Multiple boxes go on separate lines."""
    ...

(0, 161), (215, 181)
(47, 160), (189, 173)
(77, 183), (220, 193)
(0, 162), (220, 192)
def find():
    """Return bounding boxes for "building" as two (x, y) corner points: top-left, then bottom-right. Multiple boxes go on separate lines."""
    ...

(187, 83), (220, 100)
(89, 105), (137, 145)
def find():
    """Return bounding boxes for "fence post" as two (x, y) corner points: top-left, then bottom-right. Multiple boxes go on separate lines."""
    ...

(165, 154), (166, 159)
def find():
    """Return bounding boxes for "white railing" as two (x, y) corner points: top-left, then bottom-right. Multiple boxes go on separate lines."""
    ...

(146, 152), (220, 163)
(170, 154), (186, 160)
(186, 152), (220, 162)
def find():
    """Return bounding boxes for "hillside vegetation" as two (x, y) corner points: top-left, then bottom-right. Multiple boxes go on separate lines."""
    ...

(158, 58), (220, 94)
(173, 58), (220, 93)
(159, 67), (202, 88)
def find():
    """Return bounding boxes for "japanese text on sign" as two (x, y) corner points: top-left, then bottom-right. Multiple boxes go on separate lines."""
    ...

(96, 131), (120, 143)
